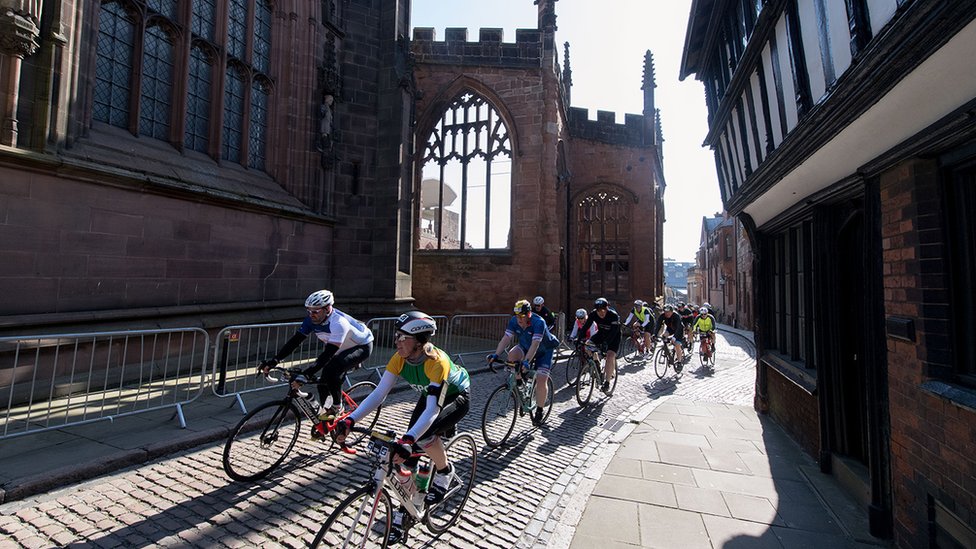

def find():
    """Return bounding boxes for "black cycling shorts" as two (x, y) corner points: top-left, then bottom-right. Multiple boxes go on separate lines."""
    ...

(591, 331), (621, 354)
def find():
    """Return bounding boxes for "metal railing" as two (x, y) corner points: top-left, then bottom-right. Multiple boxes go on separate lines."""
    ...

(0, 328), (209, 440)
(441, 314), (510, 371)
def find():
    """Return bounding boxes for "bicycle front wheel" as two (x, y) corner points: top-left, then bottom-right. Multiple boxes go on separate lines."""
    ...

(222, 400), (300, 482)
(311, 485), (392, 549)
(425, 433), (478, 534)
(481, 384), (517, 448)
(343, 380), (380, 448)
(564, 353), (583, 387)
(575, 362), (596, 406)
(653, 348), (670, 379)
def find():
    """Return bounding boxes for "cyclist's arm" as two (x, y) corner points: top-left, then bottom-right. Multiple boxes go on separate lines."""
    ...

(272, 331), (308, 362)
(623, 312), (635, 326)
(568, 323), (580, 340)
(347, 370), (397, 423)
(494, 333), (513, 357)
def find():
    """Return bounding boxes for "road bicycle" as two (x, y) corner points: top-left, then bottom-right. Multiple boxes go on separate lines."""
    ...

(222, 366), (381, 482)
(575, 342), (616, 406)
(697, 330), (716, 368)
(310, 426), (477, 548)
(481, 358), (555, 448)
(652, 335), (684, 380)
(619, 322), (651, 365)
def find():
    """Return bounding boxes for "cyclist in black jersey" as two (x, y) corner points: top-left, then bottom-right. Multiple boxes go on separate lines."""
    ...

(575, 297), (621, 393)
(653, 305), (686, 364)
(532, 296), (558, 331)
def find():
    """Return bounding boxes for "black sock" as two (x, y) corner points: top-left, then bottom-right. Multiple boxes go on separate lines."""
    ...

(436, 465), (451, 475)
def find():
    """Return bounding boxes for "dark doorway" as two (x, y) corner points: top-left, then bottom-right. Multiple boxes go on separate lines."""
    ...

(834, 213), (869, 464)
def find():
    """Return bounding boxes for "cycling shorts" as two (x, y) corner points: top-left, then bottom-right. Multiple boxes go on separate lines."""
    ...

(511, 345), (553, 375)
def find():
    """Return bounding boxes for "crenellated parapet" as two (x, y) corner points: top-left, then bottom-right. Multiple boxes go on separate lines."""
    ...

(567, 107), (647, 147)
(411, 27), (544, 68)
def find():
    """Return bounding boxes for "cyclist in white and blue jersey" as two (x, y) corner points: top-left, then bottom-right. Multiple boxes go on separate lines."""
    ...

(260, 290), (373, 430)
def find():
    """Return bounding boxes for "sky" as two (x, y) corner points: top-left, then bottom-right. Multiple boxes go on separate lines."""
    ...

(412, 0), (723, 263)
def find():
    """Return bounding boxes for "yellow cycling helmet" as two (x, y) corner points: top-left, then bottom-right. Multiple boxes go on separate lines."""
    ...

(514, 299), (531, 315)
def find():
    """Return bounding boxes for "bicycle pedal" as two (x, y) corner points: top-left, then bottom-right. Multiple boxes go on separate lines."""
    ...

(339, 444), (357, 455)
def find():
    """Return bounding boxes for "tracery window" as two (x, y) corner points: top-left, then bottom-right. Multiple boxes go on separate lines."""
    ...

(419, 91), (512, 251)
(92, 0), (274, 170)
(577, 190), (631, 298)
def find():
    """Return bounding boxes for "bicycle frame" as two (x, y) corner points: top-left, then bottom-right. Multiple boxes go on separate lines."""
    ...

(265, 367), (359, 435)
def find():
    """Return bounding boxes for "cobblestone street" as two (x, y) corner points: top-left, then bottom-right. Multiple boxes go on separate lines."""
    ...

(0, 331), (756, 548)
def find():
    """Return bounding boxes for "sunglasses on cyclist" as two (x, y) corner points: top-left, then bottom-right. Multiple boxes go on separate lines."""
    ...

(394, 333), (415, 344)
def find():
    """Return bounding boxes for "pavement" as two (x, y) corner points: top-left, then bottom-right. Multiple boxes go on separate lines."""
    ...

(0, 326), (891, 548)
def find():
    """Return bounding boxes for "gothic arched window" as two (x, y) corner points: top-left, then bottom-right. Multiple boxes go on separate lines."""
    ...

(419, 91), (512, 251)
(577, 190), (631, 298)
(139, 24), (174, 139)
(91, 0), (274, 170)
(93, 2), (135, 128)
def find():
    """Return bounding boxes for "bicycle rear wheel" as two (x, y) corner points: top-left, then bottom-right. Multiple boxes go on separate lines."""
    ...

(618, 337), (635, 364)
(575, 362), (596, 406)
(653, 348), (670, 379)
(342, 380), (380, 447)
(311, 485), (392, 548)
(481, 384), (517, 448)
(222, 400), (300, 482)
(564, 353), (583, 387)
(425, 433), (478, 534)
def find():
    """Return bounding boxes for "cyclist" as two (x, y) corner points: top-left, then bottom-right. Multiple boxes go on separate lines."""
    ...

(576, 297), (622, 393)
(334, 311), (470, 544)
(677, 302), (695, 349)
(652, 304), (686, 366)
(532, 295), (558, 331)
(568, 308), (599, 342)
(623, 299), (654, 352)
(490, 299), (560, 426)
(260, 290), (373, 435)
(693, 306), (718, 356)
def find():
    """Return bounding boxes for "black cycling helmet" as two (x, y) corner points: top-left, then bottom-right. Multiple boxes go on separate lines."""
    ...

(594, 297), (609, 309)
(395, 311), (437, 343)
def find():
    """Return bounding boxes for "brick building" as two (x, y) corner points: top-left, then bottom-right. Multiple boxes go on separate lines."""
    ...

(0, 0), (664, 335)
(682, 0), (976, 545)
(410, 3), (666, 316)
(695, 212), (752, 329)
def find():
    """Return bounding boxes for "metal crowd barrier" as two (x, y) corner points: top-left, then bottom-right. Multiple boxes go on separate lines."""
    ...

(442, 314), (511, 370)
(0, 328), (209, 440)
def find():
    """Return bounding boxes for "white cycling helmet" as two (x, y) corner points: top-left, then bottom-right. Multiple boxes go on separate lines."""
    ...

(702, 302), (711, 309)
(533, 296), (545, 306)
(305, 289), (334, 308)
(395, 311), (437, 343)
(575, 308), (587, 319)
(634, 299), (643, 307)
(699, 307), (708, 315)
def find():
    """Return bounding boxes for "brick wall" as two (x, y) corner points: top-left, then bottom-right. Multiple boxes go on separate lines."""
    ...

(881, 157), (976, 547)
(765, 368), (820, 458)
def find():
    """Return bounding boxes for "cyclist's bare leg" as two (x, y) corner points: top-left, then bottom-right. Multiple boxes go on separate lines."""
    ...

(604, 351), (617, 381)
(642, 331), (653, 352)
(421, 436), (449, 470)
(534, 371), (549, 407)
(506, 346), (526, 381)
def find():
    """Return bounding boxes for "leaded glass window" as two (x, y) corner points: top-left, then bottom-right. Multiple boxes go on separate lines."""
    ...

(192, 0), (216, 42)
(139, 25), (174, 140)
(419, 91), (512, 251)
(222, 66), (246, 163)
(577, 191), (631, 298)
(147, 0), (177, 19)
(228, 0), (248, 60)
(185, 46), (212, 152)
(253, 1), (272, 74)
(93, 2), (135, 128)
(248, 80), (269, 169)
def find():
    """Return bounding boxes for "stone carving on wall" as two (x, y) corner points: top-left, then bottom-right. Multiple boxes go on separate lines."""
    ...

(0, 0), (42, 57)
(317, 34), (341, 163)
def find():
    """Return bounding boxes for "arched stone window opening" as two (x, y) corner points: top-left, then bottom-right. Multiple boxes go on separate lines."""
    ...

(419, 91), (512, 251)
(577, 190), (631, 298)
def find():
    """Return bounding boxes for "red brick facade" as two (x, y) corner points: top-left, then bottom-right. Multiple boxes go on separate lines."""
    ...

(880, 158), (976, 548)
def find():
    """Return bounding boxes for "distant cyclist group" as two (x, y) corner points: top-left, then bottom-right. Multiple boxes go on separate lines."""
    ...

(228, 289), (720, 546)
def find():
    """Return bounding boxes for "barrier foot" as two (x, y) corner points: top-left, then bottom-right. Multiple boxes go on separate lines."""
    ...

(235, 393), (248, 415)
(175, 403), (187, 429)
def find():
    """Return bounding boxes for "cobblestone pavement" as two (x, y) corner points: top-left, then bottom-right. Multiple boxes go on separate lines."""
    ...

(0, 331), (756, 548)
